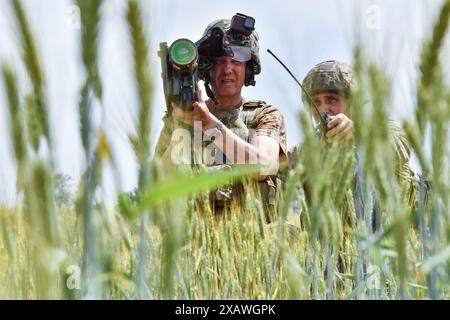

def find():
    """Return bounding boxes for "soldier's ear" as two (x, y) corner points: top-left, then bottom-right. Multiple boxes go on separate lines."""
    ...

(208, 68), (213, 79)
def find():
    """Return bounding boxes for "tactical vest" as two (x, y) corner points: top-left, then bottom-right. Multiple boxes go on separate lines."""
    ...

(205, 100), (283, 221)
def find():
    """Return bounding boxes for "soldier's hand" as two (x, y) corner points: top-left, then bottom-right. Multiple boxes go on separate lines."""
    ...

(172, 100), (218, 132)
(325, 113), (354, 143)
(171, 85), (217, 131)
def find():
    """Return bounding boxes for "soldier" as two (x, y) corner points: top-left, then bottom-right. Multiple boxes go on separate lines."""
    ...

(291, 60), (421, 230)
(155, 15), (287, 220)
(302, 60), (355, 143)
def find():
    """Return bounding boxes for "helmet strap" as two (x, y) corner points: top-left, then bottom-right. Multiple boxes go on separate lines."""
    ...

(204, 78), (218, 103)
(245, 60), (256, 86)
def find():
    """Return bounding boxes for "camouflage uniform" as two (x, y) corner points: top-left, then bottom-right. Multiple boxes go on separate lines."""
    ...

(289, 60), (421, 228)
(155, 17), (287, 221)
(155, 99), (287, 220)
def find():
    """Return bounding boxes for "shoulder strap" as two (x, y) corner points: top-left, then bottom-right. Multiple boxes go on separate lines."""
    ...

(241, 100), (270, 128)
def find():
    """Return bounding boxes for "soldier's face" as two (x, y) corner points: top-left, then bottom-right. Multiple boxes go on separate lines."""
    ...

(209, 56), (246, 98)
(311, 92), (348, 120)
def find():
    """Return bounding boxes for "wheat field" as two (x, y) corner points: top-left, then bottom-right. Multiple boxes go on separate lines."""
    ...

(0, 0), (449, 300)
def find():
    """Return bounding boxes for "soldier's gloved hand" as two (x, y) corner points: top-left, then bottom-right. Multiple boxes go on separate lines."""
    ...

(325, 113), (354, 143)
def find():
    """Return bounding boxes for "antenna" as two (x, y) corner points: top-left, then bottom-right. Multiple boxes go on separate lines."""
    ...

(267, 49), (330, 133)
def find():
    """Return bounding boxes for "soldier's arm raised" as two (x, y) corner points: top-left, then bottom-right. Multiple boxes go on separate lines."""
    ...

(172, 101), (280, 180)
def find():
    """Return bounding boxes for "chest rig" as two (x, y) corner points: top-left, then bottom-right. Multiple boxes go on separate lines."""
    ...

(204, 100), (282, 221)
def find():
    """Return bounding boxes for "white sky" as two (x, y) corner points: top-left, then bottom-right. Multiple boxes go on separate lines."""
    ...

(0, 0), (447, 204)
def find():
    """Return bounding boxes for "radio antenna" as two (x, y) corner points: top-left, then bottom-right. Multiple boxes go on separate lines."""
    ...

(267, 49), (330, 133)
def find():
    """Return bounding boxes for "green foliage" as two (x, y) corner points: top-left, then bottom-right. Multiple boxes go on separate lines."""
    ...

(77, 0), (103, 100)
(0, 1), (449, 300)
(138, 165), (261, 212)
(11, 0), (50, 150)
(2, 65), (27, 189)
(417, 0), (450, 133)
(127, 0), (154, 176)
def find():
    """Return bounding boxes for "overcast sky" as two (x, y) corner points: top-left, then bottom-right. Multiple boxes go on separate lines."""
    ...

(0, 0), (447, 204)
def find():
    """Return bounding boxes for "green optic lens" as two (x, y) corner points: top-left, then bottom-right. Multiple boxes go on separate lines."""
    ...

(170, 39), (197, 66)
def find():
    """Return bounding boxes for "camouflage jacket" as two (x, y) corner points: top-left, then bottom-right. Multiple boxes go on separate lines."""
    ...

(288, 120), (422, 230)
(154, 99), (287, 220)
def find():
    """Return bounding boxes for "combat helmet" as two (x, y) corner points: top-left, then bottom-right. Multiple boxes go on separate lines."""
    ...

(196, 14), (261, 90)
(302, 60), (354, 105)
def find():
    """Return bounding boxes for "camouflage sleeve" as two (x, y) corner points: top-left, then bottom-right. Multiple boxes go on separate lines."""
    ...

(252, 105), (287, 158)
(154, 111), (174, 157)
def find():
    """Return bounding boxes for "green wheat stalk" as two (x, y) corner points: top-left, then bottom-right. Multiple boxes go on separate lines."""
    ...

(77, 0), (104, 299)
(11, 0), (50, 150)
(2, 65), (27, 190)
(126, 0), (154, 299)
(417, 0), (450, 133)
